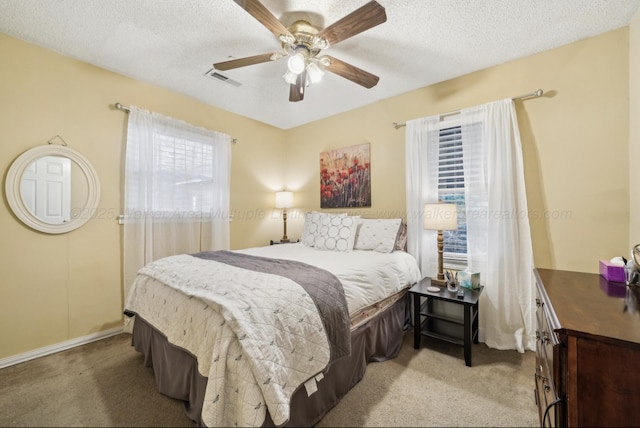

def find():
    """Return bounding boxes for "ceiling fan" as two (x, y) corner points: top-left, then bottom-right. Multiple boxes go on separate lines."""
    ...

(214, 0), (387, 102)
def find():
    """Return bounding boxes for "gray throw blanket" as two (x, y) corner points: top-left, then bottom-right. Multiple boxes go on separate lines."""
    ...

(192, 250), (351, 363)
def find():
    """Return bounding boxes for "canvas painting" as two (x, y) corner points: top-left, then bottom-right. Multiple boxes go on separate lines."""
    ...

(320, 143), (371, 208)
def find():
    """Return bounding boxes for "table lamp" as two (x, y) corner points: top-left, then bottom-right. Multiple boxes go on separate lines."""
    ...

(423, 202), (458, 285)
(275, 191), (294, 243)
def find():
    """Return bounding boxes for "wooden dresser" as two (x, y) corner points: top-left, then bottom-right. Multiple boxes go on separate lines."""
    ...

(534, 269), (640, 427)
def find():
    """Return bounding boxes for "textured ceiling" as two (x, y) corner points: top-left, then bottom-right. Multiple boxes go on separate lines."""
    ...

(1, 0), (639, 129)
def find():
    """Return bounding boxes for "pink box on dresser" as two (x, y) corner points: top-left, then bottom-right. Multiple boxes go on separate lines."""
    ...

(599, 259), (626, 283)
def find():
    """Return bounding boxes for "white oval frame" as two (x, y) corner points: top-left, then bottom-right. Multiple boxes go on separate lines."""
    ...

(5, 145), (101, 234)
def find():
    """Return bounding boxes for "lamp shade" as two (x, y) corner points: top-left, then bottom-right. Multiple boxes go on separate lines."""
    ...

(306, 61), (324, 83)
(282, 70), (298, 85)
(275, 191), (294, 209)
(423, 203), (458, 230)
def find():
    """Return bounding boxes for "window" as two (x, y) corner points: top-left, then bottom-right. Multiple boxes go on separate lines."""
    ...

(125, 126), (230, 221)
(123, 108), (232, 227)
(152, 133), (217, 215)
(437, 123), (467, 266)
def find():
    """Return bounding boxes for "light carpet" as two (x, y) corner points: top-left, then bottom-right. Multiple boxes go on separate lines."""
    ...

(0, 332), (538, 427)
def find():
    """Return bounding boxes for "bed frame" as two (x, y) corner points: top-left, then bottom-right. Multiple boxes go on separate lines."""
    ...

(131, 291), (410, 427)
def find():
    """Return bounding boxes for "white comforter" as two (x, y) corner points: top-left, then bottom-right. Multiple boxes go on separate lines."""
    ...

(238, 244), (422, 316)
(126, 254), (331, 426)
(125, 245), (421, 427)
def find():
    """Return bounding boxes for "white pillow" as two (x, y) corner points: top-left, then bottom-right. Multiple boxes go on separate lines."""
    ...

(354, 218), (403, 253)
(314, 215), (359, 252)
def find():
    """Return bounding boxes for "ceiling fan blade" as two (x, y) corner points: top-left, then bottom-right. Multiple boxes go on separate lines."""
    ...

(214, 52), (279, 71)
(233, 0), (293, 39)
(317, 1), (386, 47)
(289, 70), (306, 102)
(323, 55), (379, 89)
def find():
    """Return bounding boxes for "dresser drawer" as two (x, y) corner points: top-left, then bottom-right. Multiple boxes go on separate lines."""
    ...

(540, 309), (558, 389)
(535, 366), (560, 427)
(535, 292), (561, 427)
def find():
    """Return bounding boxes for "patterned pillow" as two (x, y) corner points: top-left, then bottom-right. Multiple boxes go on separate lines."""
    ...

(301, 211), (347, 247)
(354, 218), (403, 253)
(314, 215), (359, 252)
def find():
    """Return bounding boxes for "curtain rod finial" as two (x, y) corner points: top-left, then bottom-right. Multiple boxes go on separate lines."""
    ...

(114, 102), (130, 113)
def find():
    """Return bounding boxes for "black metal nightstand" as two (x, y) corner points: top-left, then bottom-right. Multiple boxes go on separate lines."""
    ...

(409, 277), (484, 367)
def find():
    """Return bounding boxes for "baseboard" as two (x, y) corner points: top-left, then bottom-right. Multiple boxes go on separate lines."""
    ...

(0, 326), (124, 369)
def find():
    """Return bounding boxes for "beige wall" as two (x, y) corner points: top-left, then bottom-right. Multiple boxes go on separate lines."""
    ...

(0, 33), (286, 359)
(0, 26), (633, 360)
(630, 11), (640, 246)
(286, 28), (630, 274)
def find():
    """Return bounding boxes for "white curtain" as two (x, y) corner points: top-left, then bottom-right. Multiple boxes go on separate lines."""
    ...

(405, 98), (535, 352)
(461, 99), (535, 352)
(123, 106), (231, 305)
(405, 115), (441, 278)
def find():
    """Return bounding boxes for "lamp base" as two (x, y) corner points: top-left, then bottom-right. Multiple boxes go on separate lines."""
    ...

(280, 239), (290, 243)
(430, 278), (447, 287)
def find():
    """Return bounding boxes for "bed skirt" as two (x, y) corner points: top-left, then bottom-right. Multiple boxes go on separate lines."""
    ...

(131, 290), (410, 427)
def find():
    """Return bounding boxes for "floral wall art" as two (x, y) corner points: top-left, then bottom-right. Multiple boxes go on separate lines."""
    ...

(320, 143), (371, 208)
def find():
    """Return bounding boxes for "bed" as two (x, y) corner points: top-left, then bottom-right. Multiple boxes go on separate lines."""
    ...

(124, 214), (421, 427)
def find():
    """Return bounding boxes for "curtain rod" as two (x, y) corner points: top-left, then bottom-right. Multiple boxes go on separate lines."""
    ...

(391, 89), (544, 130)
(114, 102), (238, 144)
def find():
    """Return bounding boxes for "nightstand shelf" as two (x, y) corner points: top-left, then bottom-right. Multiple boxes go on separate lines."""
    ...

(409, 277), (484, 366)
(420, 299), (468, 325)
(419, 318), (464, 346)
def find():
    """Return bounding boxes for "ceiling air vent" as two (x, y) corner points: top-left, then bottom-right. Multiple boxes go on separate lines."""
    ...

(204, 68), (242, 87)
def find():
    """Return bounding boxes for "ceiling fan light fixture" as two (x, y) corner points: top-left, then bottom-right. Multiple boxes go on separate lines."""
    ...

(283, 70), (298, 85)
(307, 61), (324, 84)
(287, 52), (306, 75)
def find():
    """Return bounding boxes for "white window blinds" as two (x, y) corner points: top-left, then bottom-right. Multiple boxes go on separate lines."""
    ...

(151, 133), (217, 213)
(124, 112), (231, 220)
(438, 125), (467, 257)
